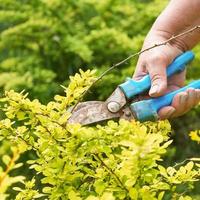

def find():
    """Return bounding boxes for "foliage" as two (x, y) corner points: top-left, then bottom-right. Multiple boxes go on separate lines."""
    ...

(0, 70), (200, 199)
(15, 178), (45, 200)
(190, 130), (200, 144)
(1, 0), (200, 199)
(0, 144), (25, 200)
(0, 0), (169, 102)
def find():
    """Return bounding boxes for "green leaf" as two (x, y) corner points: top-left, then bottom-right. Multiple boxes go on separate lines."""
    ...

(68, 190), (82, 200)
(185, 161), (194, 171)
(158, 191), (165, 200)
(2, 155), (11, 165)
(94, 180), (106, 195)
(100, 192), (115, 200)
(166, 167), (176, 176)
(13, 187), (22, 192)
(129, 188), (138, 200)
(16, 111), (26, 120)
(13, 163), (23, 169)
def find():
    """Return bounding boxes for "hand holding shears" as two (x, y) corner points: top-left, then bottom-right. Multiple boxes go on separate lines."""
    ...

(69, 51), (200, 125)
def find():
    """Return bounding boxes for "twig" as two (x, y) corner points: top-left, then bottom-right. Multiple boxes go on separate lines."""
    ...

(172, 159), (190, 168)
(0, 148), (19, 187)
(172, 157), (200, 168)
(93, 153), (128, 192)
(72, 25), (200, 111)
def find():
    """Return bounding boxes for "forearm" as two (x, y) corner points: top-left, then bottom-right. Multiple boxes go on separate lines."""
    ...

(146, 0), (200, 50)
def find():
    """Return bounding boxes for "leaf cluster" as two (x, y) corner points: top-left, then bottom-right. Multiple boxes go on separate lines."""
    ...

(0, 70), (199, 199)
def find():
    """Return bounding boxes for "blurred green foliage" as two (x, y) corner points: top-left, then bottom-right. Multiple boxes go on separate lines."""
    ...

(1, 0), (200, 101)
(0, 0), (169, 102)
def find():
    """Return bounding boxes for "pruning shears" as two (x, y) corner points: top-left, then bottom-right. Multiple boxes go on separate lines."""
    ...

(68, 51), (200, 125)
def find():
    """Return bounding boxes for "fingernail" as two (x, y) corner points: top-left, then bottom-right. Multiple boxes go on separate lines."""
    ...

(166, 109), (175, 118)
(180, 95), (188, 104)
(150, 85), (159, 95)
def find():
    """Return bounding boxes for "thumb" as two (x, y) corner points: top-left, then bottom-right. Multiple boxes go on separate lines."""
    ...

(147, 59), (167, 97)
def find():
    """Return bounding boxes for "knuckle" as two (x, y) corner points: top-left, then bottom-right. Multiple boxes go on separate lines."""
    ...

(149, 53), (165, 64)
(148, 52), (169, 66)
(151, 73), (164, 82)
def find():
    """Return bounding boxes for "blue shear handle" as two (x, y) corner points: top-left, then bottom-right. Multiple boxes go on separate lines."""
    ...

(130, 80), (200, 122)
(119, 51), (194, 99)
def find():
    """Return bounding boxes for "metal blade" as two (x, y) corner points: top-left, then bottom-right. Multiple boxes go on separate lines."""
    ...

(68, 101), (101, 113)
(68, 101), (121, 125)
(67, 86), (138, 125)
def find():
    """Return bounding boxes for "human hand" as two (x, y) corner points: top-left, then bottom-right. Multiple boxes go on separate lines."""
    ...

(133, 32), (200, 119)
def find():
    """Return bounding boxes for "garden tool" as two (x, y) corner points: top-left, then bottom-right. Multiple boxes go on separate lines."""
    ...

(68, 51), (200, 125)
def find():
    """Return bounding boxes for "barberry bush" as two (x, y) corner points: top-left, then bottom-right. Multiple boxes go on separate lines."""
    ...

(0, 70), (200, 200)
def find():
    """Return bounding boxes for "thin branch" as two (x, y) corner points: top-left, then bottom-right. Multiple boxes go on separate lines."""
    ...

(72, 25), (200, 111)
(172, 159), (190, 168)
(172, 157), (200, 168)
(93, 153), (128, 192)
(0, 148), (19, 187)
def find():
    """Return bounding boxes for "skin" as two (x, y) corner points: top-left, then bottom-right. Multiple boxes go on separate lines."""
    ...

(133, 0), (200, 120)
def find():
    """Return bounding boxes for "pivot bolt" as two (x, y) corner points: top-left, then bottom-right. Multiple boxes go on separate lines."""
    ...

(107, 102), (121, 113)
(125, 110), (131, 117)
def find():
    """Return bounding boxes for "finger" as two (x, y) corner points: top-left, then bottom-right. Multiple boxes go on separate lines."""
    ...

(158, 92), (188, 119)
(133, 57), (148, 81)
(146, 56), (168, 97)
(183, 89), (200, 110)
(167, 70), (186, 88)
(185, 88), (199, 109)
(159, 89), (200, 120)
(172, 92), (188, 110)
(170, 89), (200, 118)
(170, 92), (189, 118)
(158, 106), (176, 120)
(133, 71), (148, 81)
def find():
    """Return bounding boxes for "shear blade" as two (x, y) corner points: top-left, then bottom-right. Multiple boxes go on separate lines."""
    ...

(68, 101), (120, 125)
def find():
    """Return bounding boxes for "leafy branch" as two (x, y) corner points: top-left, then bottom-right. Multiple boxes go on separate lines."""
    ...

(0, 148), (20, 187)
(93, 153), (128, 192)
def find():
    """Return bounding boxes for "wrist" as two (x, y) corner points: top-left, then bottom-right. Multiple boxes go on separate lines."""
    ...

(146, 0), (200, 51)
(143, 29), (188, 52)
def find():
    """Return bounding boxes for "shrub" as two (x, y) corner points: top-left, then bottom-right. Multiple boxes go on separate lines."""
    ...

(0, 70), (200, 200)
(0, 0), (169, 102)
